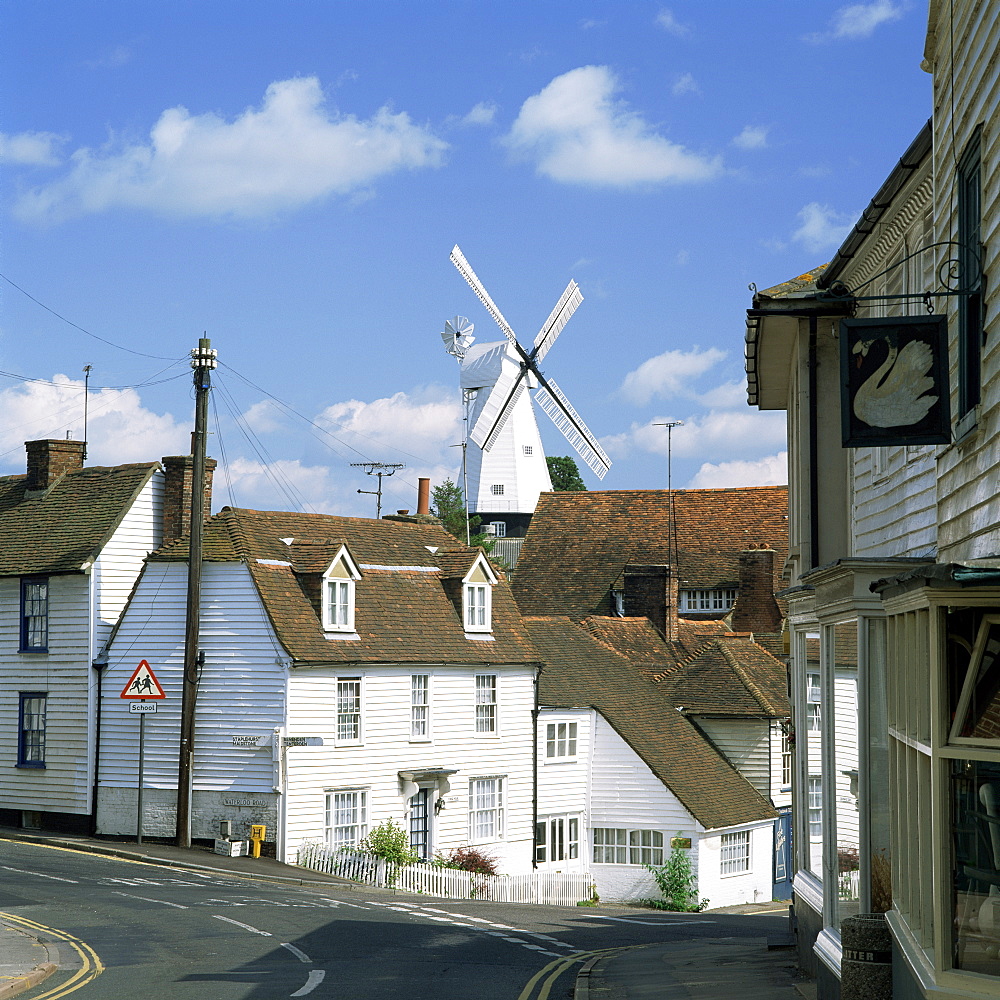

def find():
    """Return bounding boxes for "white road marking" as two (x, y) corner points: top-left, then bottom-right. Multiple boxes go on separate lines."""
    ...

(212, 914), (272, 936)
(1, 865), (78, 883)
(594, 916), (716, 925)
(365, 900), (583, 958)
(290, 969), (325, 996)
(280, 942), (312, 964)
(113, 891), (188, 909)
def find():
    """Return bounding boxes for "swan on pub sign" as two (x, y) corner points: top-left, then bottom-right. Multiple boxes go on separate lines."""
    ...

(852, 334), (938, 428)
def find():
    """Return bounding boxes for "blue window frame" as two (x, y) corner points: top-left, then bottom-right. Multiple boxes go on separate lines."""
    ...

(20, 577), (48, 652)
(18, 693), (46, 767)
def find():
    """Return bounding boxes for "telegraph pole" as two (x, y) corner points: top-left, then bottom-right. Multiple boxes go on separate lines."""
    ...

(176, 337), (217, 848)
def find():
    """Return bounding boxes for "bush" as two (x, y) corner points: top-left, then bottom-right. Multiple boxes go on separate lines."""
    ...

(432, 845), (499, 875)
(644, 837), (708, 912)
(360, 819), (418, 867)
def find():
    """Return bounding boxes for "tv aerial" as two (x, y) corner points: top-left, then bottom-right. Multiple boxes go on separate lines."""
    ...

(351, 461), (405, 518)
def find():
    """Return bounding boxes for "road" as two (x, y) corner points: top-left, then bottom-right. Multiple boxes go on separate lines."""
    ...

(0, 838), (784, 1000)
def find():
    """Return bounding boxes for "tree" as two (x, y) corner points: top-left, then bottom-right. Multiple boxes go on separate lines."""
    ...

(431, 478), (490, 548)
(546, 456), (587, 492)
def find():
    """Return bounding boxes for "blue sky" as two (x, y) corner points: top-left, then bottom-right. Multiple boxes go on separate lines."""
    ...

(1, 2), (931, 517)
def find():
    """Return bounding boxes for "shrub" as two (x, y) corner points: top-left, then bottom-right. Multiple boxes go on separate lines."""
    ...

(432, 845), (499, 875)
(837, 845), (860, 873)
(644, 836), (708, 912)
(360, 819), (418, 867)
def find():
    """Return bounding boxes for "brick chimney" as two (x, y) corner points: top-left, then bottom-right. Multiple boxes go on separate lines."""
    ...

(25, 439), (86, 492)
(161, 455), (217, 544)
(730, 545), (783, 634)
(623, 564), (678, 640)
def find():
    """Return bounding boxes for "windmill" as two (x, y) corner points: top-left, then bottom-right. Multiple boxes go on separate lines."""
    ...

(443, 245), (611, 537)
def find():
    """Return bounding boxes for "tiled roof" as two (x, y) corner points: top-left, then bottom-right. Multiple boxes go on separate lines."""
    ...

(528, 616), (776, 830)
(151, 507), (539, 666)
(656, 636), (789, 718)
(512, 486), (789, 619)
(0, 463), (158, 576)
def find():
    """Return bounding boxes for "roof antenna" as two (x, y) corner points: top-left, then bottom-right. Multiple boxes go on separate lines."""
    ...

(82, 364), (92, 461)
(352, 461), (405, 518)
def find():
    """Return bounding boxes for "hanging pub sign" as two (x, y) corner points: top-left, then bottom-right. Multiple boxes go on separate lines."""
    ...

(840, 315), (950, 447)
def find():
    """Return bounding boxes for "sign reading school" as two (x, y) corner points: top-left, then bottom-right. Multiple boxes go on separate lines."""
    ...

(120, 660), (166, 700)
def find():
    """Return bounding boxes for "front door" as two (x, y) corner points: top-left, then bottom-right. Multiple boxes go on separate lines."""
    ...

(409, 788), (430, 861)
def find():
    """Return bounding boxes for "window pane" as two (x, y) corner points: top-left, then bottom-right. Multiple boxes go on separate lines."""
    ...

(337, 679), (361, 741)
(19, 695), (46, 765)
(476, 675), (496, 733)
(951, 758), (1000, 975)
(326, 790), (366, 848)
(469, 777), (502, 840)
(21, 579), (48, 650)
(411, 675), (428, 737)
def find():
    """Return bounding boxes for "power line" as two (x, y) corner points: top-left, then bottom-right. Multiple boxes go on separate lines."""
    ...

(0, 271), (181, 360)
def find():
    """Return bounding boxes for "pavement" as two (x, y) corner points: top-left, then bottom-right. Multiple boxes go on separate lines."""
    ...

(0, 826), (815, 999)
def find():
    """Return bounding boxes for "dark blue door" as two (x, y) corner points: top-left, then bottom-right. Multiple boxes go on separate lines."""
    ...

(773, 806), (793, 900)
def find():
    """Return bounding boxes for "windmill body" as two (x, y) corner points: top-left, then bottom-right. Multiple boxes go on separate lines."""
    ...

(461, 340), (553, 535)
(442, 245), (611, 539)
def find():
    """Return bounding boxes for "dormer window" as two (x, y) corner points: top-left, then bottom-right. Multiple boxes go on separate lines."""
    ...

(462, 554), (498, 634)
(466, 584), (490, 629)
(322, 546), (361, 633)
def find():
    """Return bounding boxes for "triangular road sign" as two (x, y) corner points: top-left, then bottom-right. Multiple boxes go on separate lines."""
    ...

(120, 660), (166, 699)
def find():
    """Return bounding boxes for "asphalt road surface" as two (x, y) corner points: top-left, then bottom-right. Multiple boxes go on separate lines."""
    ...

(0, 838), (784, 1000)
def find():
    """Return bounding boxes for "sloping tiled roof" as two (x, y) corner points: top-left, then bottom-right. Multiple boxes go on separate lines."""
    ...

(512, 487), (789, 619)
(151, 507), (539, 666)
(657, 636), (789, 718)
(528, 616), (776, 830)
(0, 463), (158, 576)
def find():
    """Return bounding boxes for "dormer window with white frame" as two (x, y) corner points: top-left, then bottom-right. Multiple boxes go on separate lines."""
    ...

(322, 545), (361, 634)
(463, 553), (498, 634)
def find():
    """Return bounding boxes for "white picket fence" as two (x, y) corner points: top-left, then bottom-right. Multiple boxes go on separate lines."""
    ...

(296, 842), (594, 905)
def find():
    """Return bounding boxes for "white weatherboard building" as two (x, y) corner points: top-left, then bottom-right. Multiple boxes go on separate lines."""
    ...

(0, 441), (212, 834)
(744, 4), (1000, 995)
(526, 617), (779, 907)
(97, 507), (540, 872)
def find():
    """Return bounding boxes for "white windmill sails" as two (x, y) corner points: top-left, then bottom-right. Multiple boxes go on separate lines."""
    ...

(448, 245), (612, 481)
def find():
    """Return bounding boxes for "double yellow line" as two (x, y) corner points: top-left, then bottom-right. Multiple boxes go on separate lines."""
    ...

(0, 912), (103, 999)
(517, 946), (625, 1000)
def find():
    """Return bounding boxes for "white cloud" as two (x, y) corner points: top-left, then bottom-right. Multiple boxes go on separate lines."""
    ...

(316, 386), (462, 465)
(603, 410), (786, 465)
(805, 1), (904, 41)
(655, 9), (690, 36)
(619, 346), (727, 405)
(0, 375), (187, 470)
(0, 131), (64, 166)
(697, 379), (747, 409)
(242, 399), (288, 434)
(221, 456), (347, 514)
(672, 73), (700, 97)
(459, 102), (498, 127)
(733, 125), (769, 150)
(503, 66), (722, 187)
(15, 77), (448, 222)
(792, 202), (856, 253)
(688, 452), (789, 488)
(831, 1), (904, 37)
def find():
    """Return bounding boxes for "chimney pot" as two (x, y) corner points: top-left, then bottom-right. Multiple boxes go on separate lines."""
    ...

(417, 478), (431, 516)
